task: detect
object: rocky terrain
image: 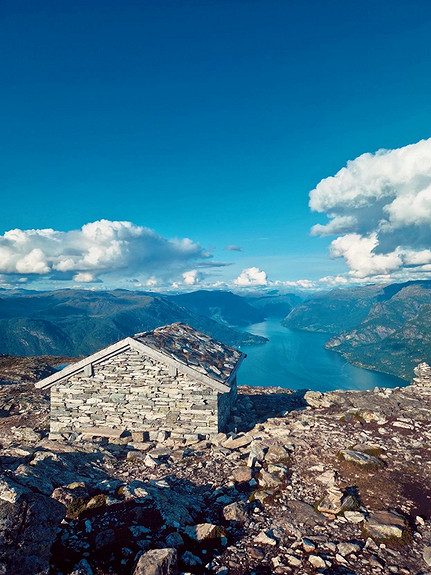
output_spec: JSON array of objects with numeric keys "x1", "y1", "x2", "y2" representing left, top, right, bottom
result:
[
  {"x1": 0, "y1": 354, "x2": 75, "y2": 385},
  {"x1": 0, "y1": 363, "x2": 430, "y2": 574}
]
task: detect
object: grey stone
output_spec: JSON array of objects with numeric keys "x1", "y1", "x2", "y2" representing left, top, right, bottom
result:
[
  {"x1": 232, "y1": 466, "x2": 253, "y2": 483},
  {"x1": 337, "y1": 542, "x2": 361, "y2": 556},
  {"x1": 184, "y1": 523, "x2": 224, "y2": 541},
  {"x1": 317, "y1": 487, "x2": 358, "y2": 515},
  {"x1": 0, "y1": 490, "x2": 65, "y2": 575},
  {"x1": 247, "y1": 440, "x2": 266, "y2": 467},
  {"x1": 308, "y1": 554, "x2": 326, "y2": 568},
  {"x1": 223, "y1": 501, "x2": 248, "y2": 523},
  {"x1": 133, "y1": 548, "x2": 178, "y2": 575},
  {"x1": 340, "y1": 449, "x2": 383, "y2": 467},
  {"x1": 365, "y1": 510, "x2": 405, "y2": 539}
]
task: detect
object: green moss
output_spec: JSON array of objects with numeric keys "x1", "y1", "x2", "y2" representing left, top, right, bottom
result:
[
  {"x1": 360, "y1": 522, "x2": 412, "y2": 548},
  {"x1": 87, "y1": 494, "x2": 107, "y2": 509},
  {"x1": 313, "y1": 498, "x2": 323, "y2": 513},
  {"x1": 66, "y1": 497, "x2": 87, "y2": 519}
]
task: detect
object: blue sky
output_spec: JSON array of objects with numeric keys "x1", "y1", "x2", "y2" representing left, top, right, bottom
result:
[{"x1": 1, "y1": 0, "x2": 431, "y2": 291}]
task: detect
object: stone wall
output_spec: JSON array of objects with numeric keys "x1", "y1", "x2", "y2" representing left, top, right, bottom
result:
[{"x1": 50, "y1": 348, "x2": 236, "y2": 440}]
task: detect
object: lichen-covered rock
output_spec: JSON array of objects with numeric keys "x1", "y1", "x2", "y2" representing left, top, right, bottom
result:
[{"x1": 365, "y1": 510, "x2": 406, "y2": 539}]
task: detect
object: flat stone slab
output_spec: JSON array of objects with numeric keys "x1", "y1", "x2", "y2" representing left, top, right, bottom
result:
[
  {"x1": 339, "y1": 449, "x2": 383, "y2": 467},
  {"x1": 80, "y1": 427, "x2": 125, "y2": 439},
  {"x1": 365, "y1": 510, "x2": 405, "y2": 539}
]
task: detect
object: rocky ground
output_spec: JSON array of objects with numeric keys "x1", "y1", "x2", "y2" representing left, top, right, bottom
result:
[
  {"x1": 0, "y1": 359, "x2": 430, "y2": 575},
  {"x1": 0, "y1": 354, "x2": 75, "y2": 385}
]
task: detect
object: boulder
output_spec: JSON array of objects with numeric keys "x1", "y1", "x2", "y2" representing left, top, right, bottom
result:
[
  {"x1": 365, "y1": 510, "x2": 405, "y2": 539},
  {"x1": 222, "y1": 501, "x2": 248, "y2": 523},
  {"x1": 232, "y1": 466, "x2": 253, "y2": 483},
  {"x1": 184, "y1": 523, "x2": 224, "y2": 542},
  {"x1": 133, "y1": 548, "x2": 178, "y2": 575},
  {"x1": 304, "y1": 390, "x2": 333, "y2": 408},
  {"x1": 0, "y1": 489, "x2": 65, "y2": 575},
  {"x1": 264, "y1": 443, "x2": 289, "y2": 463},
  {"x1": 339, "y1": 449, "x2": 383, "y2": 468}
]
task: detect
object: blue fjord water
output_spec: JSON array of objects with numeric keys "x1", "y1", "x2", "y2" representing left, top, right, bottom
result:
[{"x1": 237, "y1": 317, "x2": 406, "y2": 392}]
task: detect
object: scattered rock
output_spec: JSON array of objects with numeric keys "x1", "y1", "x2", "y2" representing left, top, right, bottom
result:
[
  {"x1": 222, "y1": 501, "x2": 248, "y2": 523},
  {"x1": 308, "y1": 554, "x2": 326, "y2": 568},
  {"x1": 339, "y1": 449, "x2": 383, "y2": 467},
  {"x1": 253, "y1": 530, "x2": 277, "y2": 546},
  {"x1": 337, "y1": 542, "x2": 361, "y2": 556},
  {"x1": 184, "y1": 523, "x2": 224, "y2": 542},
  {"x1": 304, "y1": 390, "x2": 333, "y2": 408},
  {"x1": 302, "y1": 537, "x2": 316, "y2": 552},
  {"x1": 133, "y1": 548, "x2": 178, "y2": 575},
  {"x1": 365, "y1": 510, "x2": 406, "y2": 539},
  {"x1": 344, "y1": 510, "x2": 365, "y2": 523},
  {"x1": 232, "y1": 466, "x2": 253, "y2": 483},
  {"x1": 423, "y1": 546, "x2": 431, "y2": 567},
  {"x1": 317, "y1": 487, "x2": 358, "y2": 515}
]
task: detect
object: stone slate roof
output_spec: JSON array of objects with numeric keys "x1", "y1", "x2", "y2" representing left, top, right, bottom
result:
[{"x1": 133, "y1": 323, "x2": 244, "y2": 385}]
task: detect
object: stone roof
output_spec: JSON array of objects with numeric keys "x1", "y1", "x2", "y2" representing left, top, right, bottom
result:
[{"x1": 133, "y1": 323, "x2": 244, "y2": 386}]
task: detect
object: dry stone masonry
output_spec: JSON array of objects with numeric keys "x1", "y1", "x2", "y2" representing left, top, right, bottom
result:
[{"x1": 37, "y1": 323, "x2": 244, "y2": 441}]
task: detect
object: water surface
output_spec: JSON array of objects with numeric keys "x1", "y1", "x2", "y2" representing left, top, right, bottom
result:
[{"x1": 238, "y1": 317, "x2": 406, "y2": 392}]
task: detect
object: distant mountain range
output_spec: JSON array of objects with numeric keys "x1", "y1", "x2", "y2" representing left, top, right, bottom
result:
[
  {"x1": 0, "y1": 289, "x2": 270, "y2": 357},
  {"x1": 284, "y1": 280, "x2": 431, "y2": 380},
  {"x1": 168, "y1": 290, "x2": 266, "y2": 327}
]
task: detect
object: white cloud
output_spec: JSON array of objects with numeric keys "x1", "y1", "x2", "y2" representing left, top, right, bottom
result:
[
  {"x1": 0, "y1": 220, "x2": 210, "y2": 285},
  {"x1": 182, "y1": 269, "x2": 202, "y2": 285},
  {"x1": 309, "y1": 139, "x2": 431, "y2": 280},
  {"x1": 280, "y1": 279, "x2": 316, "y2": 289},
  {"x1": 225, "y1": 245, "x2": 243, "y2": 252},
  {"x1": 318, "y1": 275, "x2": 349, "y2": 286},
  {"x1": 330, "y1": 233, "x2": 403, "y2": 278},
  {"x1": 73, "y1": 272, "x2": 96, "y2": 283},
  {"x1": 233, "y1": 267, "x2": 267, "y2": 287}
]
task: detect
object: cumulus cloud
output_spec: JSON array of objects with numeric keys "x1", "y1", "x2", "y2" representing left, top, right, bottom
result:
[
  {"x1": 73, "y1": 272, "x2": 97, "y2": 283},
  {"x1": 182, "y1": 269, "x2": 202, "y2": 285},
  {"x1": 0, "y1": 220, "x2": 211, "y2": 285},
  {"x1": 225, "y1": 245, "x2": 243, "y2": 252},
  {"x1": 233, "y1": 267, "x2": 267, "y2": 287},
  {"x1": 309, "y1": 139, "x2": 431, "y2": 280}
]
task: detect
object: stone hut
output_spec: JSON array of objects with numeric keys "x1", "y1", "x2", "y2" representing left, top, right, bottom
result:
[{"x1": 36, "y1": 323, "x2": 245, "y2": 440}]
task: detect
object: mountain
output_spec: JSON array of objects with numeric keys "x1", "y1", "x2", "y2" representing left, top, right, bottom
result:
[
  {"x1": 283, "y1": 280, "x2": 431, "y2": 380},
  {"x1": 246, "y1": 293, "x2": 303, "y2": 318},
  {"x1": 0, "y1": 289, "x2": 266, "y2": 357},
  {"x1": 282, "y1": 284, "x2": 385, "y2": 333},
  {"x1": 168, "y1": 290, "x2": 265, "y2": 327}
]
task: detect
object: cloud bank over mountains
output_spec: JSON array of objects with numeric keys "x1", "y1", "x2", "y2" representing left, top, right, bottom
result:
[
  {"x1": 0, "y1": 220, "x2": 210, "y2": 286},
  {"x1": 310, "y1": 138, "x2": 431, "y2": 280}
]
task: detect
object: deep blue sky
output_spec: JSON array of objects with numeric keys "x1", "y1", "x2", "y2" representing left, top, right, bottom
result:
[{"x1": 1, "y1": 0, "x2": 431, "y2": 289}]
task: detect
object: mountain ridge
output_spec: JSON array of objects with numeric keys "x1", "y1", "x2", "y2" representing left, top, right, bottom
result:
[
  {"x1": 284, "y1": 280, "x2": 431, "y2": 380},
  {"x1": 0, "y1": 289, "x2": 267, "y2": 357}
]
